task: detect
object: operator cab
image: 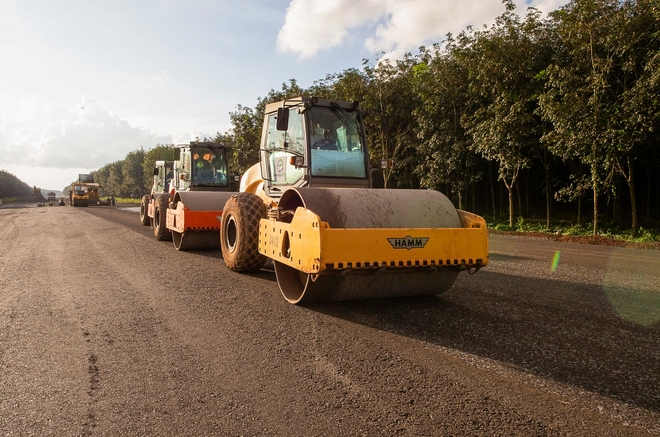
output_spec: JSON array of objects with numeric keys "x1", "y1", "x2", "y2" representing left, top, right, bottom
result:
[
  {"x1": 260, "y1": 97, "x2": 370, "y2": 199},
  {"x1": 153, "y1": 160, "x2": 174, "y2": 193},
  {"x1": 173, "y1": 142, "x2": 231, "y2": 192},
  {"x1": 73, "y1": 184, "x2": 87, "y2": 195}
]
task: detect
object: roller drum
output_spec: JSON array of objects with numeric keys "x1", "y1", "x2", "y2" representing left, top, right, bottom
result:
[
  {"x1": 274, "y1": 187, "x2": 462, "y2": 304},
  {"x1": 172, "y1": 230, "x2": 220, "y2": 250},
  {"x1": 174, "y1": 191, "x2": 234, "y2": 211},
  {"x1": 170, "y1": 191, "x2": 234, "y2": 251}
]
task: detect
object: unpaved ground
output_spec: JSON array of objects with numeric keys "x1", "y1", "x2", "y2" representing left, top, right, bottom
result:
[{"x1": 0, "y1": 204, "x2": 658, "y2": 436}]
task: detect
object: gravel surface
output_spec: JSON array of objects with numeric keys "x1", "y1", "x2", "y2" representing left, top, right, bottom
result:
[{"x1": 0, "y1": 203, "x2": 658, "y2": 436}]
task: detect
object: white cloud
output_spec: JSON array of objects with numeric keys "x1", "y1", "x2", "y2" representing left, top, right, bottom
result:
[
  {"x1": 0, "y1": 96, "x2": 173, "y2": 170},
  {"x1": 0, "y1": 96, "x2": 221, "y2": 189},
  {"x1": 277, "y1": 0, "x2": 380, "y2": 59},
  {"x1": 277, "y1": 0, "x2": 569, "y2": 60}
]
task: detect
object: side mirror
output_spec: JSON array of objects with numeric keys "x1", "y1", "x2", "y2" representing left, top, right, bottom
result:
[
  {"x1": 370, "y1": 168, "x2": 385, "y2": 189},
  {"x1": 276, "y1": 107, "x2": 289, "y2": 131}
]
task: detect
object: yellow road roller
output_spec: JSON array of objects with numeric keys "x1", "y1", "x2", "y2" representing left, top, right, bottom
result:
[{"x1": 220, "y1": 97, "x2": 488, "y2": 304}]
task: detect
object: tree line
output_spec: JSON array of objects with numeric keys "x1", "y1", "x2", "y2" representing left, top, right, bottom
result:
[{"x1": 90, "y1": 0, "x2": 659, "y2": 237}]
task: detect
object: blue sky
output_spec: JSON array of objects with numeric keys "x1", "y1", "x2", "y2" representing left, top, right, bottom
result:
[{"x1": 0, "y1": 0, "x2": 567, "y2": 191}]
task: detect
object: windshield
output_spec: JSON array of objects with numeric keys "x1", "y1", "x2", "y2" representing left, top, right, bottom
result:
[
  {"x1": 263, "y1": 108, "x2": 305, "y2": 186},
  {"x1": 191, "y1": 146, "x2": 228, "y2": 187},
  {"x1": 308, "y1": 107, "x2": 366, "y2": 178}
]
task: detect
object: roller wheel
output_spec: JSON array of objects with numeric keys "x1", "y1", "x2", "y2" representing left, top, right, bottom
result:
[
  {"x1": 153, "y1": 195, "x2": 171, "y2": 241},
  {"x1": 139, "y1": 195, "x2": 150, "y2": 226},
  {"x1": 220, "y1": 193, "x2": 266, "y2": 272}
]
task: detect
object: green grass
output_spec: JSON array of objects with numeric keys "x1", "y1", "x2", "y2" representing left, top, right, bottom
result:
[
  {"x1": 112, "y1": 197, "x2": 141, "y2": 204},
  {"x1": 0, "y1": 197, "x2": 18, "y2": 203},
  {"x1": 487, "y1": 216, "x2": 660, "y2": 243}
]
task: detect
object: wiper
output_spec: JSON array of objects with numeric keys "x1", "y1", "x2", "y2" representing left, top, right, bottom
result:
[
  {"x1": 330, "y1": 102, "x2": 360, "y2": 133},
  {"x1": 260, "y1": 147, "x2": 303, "y2": 157}
]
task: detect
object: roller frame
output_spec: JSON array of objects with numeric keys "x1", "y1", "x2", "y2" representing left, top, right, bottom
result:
[
  {"x1": 164, "y1": 191, "x2": 234, "y2": 250},
  {"x1": 259, "y1": 207, "x2": 489, "y2": 276},
  {"x1": 166, "y1": 201, "x2": 221, "y2": 234}
]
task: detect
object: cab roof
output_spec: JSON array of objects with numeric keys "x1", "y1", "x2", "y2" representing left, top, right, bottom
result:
[{"x1": 264, "y1": 96, "x2": 360, "y2": 114}]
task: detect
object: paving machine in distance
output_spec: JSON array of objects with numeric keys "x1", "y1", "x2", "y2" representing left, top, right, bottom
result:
[
  {"x1": 140, "y1": 142, "x2": 237, "y2": 250},
  {"x1": 219, "y1": 97, "x2": 489, "y2": 304},
  {"x1": 69, "y1": 174, "x2": 110, "y2": 207}
]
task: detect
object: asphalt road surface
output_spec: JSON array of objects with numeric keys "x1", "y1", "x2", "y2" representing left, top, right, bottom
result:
[{"x1": 0, "y1": 203, "x2": 658, "y2": 436}]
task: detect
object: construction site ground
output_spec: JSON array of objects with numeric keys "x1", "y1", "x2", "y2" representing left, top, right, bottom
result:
[{"x1": 0, "y1": 203, "x2": 658, "y2": 436}]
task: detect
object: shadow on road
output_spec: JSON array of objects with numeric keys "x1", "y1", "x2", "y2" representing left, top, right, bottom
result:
[
  {"x1": 488, "y1": 253, "x2": 535, "y2": 262},
  {"x1": 306, "y1": 270, "x2": 660, "y2": 412}
]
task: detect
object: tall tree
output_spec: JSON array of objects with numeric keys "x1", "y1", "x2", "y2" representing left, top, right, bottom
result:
[
  {"x1": 121, "y1": 149, "x2": 146, "y2": 198},
  {"x1": 362, "y1": 54, "x2": 422, "y2": 188},
  {"x1": 413, "y1": 40, "x2": 478, "y2": 208},
  {"x1": 106, "y1": 161, "x2": 125, "y2": 197},
  {"x1": 463, "y1": 1, "x2": 541, "y2": 226},
  {"x1": 539, "y1": 0, "x2": 622, "y2": 236},
  {"x1": 613, "y1": 0, "x2": 660, "y2": 236}
]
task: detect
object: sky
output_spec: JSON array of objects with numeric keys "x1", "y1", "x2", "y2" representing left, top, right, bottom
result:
[{"x1": 0, "y1": 0, "x2": 568, "y2": 191}]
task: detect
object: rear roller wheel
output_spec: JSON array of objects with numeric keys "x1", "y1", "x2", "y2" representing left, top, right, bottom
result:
[
  {"x1": 173, "y1": 231, "x2": 219, "y2": 251},
  {"x1": 139, "y1": 195, "x2": 150, "y2": 226},
  {"x1": 220, "y1": 193, "x2": 266, "y2": 272},
  {"x1": 153, "y1": 195, "x2": 171, "y2": 241},
  {"x1": 274, "y1": 187, "x2": 463, "y2": 304},
  {"x1": 274, "y1": 261, "x2": 458, "y2": 304}
]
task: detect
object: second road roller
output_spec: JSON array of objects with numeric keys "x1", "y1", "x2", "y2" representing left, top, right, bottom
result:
[
  {"x1": 140, "y1": 142, "x2": 238, "y2": 250},
  {"x1": 220, "y1": 96, "x2": 489, "y2": 304}
]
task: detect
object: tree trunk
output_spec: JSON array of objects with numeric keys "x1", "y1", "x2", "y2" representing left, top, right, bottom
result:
[
  {"x1": 592, "y1": 163, "x2": 599, "y2": 236},
  {"x1": 500, "y1": 182, "x2": 505, "y2": 218},
  {"x1": 577, "y1": 195, "x2": 582, "y2": 226},
  {"x1": 489, "y1": 163, "x2": 496, "y2": 219},
  {"x1": 545, "y1": 159, "x2": 553, "y2": 228},
  {"x1": 627, "y1": 154, "x2": 638, "y2": 238},
  {"x1": 525, "y1": 174, "x2": 530, "y2": 218},
  {"x1": 488, "y1": 162, "x2": 497, "y2": 220},
  {"x1": 516, "y1": 180, "x2": 523, "y2": 219},
  {"x1": 508, "y1": 185, "x2": 514, "y2": 227},
  {"x1": 646, "y1": 161, "x2": 651, "y2": 221}
]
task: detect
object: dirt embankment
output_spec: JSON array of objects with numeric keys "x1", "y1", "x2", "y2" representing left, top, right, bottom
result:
[{"x1": 12, "y1": 193, "x2": 47, "y2": 203}]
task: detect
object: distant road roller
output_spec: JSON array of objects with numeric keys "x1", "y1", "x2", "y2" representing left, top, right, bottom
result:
[
  {"x1": 220, "y1": 97, "x2": 489, "y2": 304},
  {"x1": 141, "y1": 142, "x2": 238, "y2": 250}
]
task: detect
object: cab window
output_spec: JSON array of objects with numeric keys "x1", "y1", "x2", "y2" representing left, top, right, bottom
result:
[
  {"x1": 308, "y1": 107, "x2": 366, "y2": 178},
  {"x1": 264, "y1": 108, "x2": 305, "y2": 186}
]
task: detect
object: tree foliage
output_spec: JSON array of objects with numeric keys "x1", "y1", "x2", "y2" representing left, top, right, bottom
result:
[
  {"x1": 0, "y1": 170, "x2": 33, "y2": 198},
  {"x1": 75, "y1": 0, "x2": 658, "y2": 236}
]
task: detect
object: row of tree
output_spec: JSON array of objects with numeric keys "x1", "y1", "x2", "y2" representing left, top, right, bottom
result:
[{"x1": 90, "y1": 0, "x2": 659, "y2": 237}]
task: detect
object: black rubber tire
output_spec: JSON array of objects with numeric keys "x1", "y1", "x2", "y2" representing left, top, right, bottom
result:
[
  {"x1": 139, "y1": 195, "x2": 151, "y2": 226},
  {"x1": 153, "y1": 194, "x2": 172, "y2": 241},
  {"x1": 220, "y1": 193, "x2": 267, "y2": 272}
]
